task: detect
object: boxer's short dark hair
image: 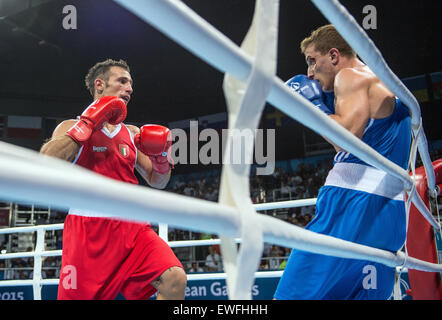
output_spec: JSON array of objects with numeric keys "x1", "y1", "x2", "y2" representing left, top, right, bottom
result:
[
  {"x1": 300, "y1": 24, "x2": 356, "y2": 58},
  {"x1": 85, "y1": 59, "x2": 130, "y2": 96}
]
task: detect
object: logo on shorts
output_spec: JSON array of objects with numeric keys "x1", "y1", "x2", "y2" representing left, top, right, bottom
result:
[{"x1": 119, "y1": 144, "x2": 130, "y2": 158}]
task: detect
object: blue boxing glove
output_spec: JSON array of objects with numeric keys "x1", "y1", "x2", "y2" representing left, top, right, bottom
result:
[{"x1": 285, "y1": 74, "x2": 335, "y2": 115}]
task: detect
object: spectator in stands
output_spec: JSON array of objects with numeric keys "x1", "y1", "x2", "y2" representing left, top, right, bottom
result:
[
  {"x1": 205, "y1": 246, "x2": 222, "y2": 272},
  {"x1": 189, "y1": 262, "x2": 204, "y2": 273},
  {"x1": 268, "y1": 245, "x2": 283, "y2": 270},
  {"x1": 280, "y1": 180, "x2": 291, "y2": 198},
  {"x1": 300, "y1": 204, "x2": 315, "y2": 217},
  {"x1": 43, "y1": 256, "x2": 57, "y2": 279},
  {"x1": 260, "y1": 259, "x2": 270, "y2": 270},
  {"x1": 13, "y1": 262, "x2": 30, "y2": 280},
  {"x1": 0, "y1": 261, "x2": 5, "y2": 280}
]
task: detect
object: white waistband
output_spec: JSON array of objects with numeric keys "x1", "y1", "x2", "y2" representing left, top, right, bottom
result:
[{"x1": 324, "y1": 162, "x2": 405, "y2": 201}]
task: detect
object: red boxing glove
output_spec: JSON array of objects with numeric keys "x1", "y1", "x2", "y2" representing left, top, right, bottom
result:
[
  {"x1": 66, "y1": 96, "x2": 127, "y2": 145},
  {"x1": 134, "y1": 124, "x2": 173, "y2": 175}
]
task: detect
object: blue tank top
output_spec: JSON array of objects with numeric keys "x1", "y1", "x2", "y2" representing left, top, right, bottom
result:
[{"x1": 333, "y1": 97, "x2": 411, "y2": 170}]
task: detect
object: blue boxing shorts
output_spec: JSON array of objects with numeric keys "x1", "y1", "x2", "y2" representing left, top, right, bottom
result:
[{"x1": 274, "y1": 163, "x2": 407, "y2": 300}]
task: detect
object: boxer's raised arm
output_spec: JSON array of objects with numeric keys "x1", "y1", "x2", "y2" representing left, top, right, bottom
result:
[{"x1": 41, "y1": 96, "x2": 127, "y2": 162}]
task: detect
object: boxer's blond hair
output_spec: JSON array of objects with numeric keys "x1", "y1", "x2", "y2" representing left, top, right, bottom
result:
[
  {"x1": 300, "y1": 24, "x2": 356, "y2": 57},
  {"x1": 85, "y1": 59, "x2": 130, "y2": 97}
]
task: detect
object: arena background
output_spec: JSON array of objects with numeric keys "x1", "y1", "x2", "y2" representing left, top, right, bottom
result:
[{"x1": 0, "y1": 0, "x2": 441, "y2": 300}]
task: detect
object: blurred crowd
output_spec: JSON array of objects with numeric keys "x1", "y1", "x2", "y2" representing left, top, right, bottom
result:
[
  {"x1": 1, "y1": 146, "x2": 441, "y2": 279},
  {"x1": 164, "y1": 157, "x2": 332, "y2": 273}
]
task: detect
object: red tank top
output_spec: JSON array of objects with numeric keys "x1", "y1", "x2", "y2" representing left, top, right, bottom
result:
[{"x1": 73, "y1": 123, "x2": 138, "y2": 185}]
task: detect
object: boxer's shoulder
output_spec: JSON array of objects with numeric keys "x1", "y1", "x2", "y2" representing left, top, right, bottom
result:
[{"x1": 125, "y1": 124, "x2": 140, "y2": 137}]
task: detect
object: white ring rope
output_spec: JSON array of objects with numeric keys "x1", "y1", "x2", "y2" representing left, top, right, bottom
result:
[
  {"x1": 253, "y1": 198, "x2": 317, "y2": 211},
  {"x1": 0, "y1": 0, "x2": 440, "y2": 300}
]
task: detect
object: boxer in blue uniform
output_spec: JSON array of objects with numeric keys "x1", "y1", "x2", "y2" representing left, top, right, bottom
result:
[
  {"x1": 274, "y1": 25, "x2": 411, "y2": 300},
  {"x1": 285, "y1": 74, "x2": 335, "y2": 115}
]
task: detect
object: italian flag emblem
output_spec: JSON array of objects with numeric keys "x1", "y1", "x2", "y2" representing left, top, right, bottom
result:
[{"x1": 119, "y1": 144, "x2": 130, "y2": 158}]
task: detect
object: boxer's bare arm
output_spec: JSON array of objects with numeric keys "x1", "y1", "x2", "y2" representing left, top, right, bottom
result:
[
  {"x1": 126, "y1": 125, "x2": 171, "y2": 189},
  {"x1": 40, "y1": 120, "x2": 80, "y2": 162},
  {"x1": 325, "y1": 68, "x2": 370, "y2": 152},
  {"x1": 331, "y1": 68, "x2": 370, "y2": 139}
]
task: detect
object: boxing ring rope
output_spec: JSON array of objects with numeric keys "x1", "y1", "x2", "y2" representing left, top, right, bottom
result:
[
  {"x1": 0, "y1": 0, "x2": 441, "y2": 300},
  {"x1": 253, "y1": 198, "x2": 317, "y2": 211},
  {"x1": 0, "y1": 200, "x2": 414, "y2": 299},
  {"x1": 0, "y1": 203, "x2": 304, "y2": 300},
  {"x1": 0, "y1": 196, "x2": 439, "y2": 299},
  {"x1": 0, "y1": 194, "x2": 440, "y2": 299}
]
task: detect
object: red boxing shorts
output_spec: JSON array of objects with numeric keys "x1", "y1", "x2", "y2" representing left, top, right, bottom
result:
[{"x1": 58, "y1": 214, "x2": 183, "y2": 300}]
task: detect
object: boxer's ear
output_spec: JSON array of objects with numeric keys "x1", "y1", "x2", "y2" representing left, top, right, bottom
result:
[
  {"x1": 328, "y1": 48, "x2": 339, "y2": 66},
  {"x1": 95, "y1": 78, "x2": 106, "y2": 95}
]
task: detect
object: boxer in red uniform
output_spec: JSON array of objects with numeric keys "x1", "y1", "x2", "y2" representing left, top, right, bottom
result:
[{"x1": 40, "y1": 59, "x2": 186, "y2": 300}]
